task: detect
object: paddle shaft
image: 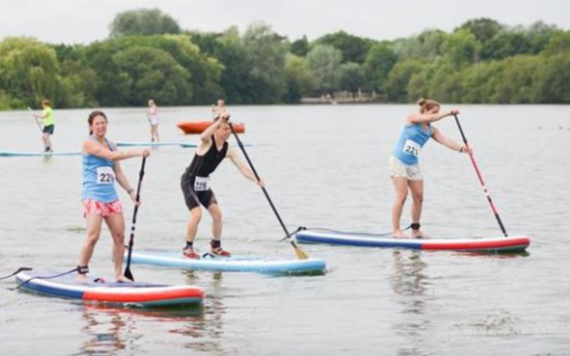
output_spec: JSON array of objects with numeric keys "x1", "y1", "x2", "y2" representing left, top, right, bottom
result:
[
  {"x1": 124, "y1": 157, "x2": 147, "y2": 281},
  {"x1": 453, "y1": 115, "x2": 508, "y2": 237},
  {"x1": 228, "y1": 123, "x2": 308, "y2": 258},
  {"x1": 27, "y1": 107, "x2": 43, "y2": 132}
]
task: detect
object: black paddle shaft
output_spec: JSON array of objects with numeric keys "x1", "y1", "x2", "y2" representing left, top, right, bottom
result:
[
  {"x1": 124, "y1": 157, "x2": 147, "y2": 281},
  {"x1": 453, "y1": 115, "x2": 508, "y2": 237},
  {"x1": 228, "y1": 123, "x2": 292, "y2": 237}
]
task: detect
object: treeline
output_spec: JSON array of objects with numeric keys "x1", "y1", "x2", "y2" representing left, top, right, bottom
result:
[{"x1": 1, "y1": 9, "x2": 570, "y2": 109}]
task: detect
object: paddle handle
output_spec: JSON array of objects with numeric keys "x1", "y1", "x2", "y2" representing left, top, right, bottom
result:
[
  {"x1": 453, "y1": 115, "x2": 508, "y2": 237},
  {"x1": 124, "y1": 157, "x2": 147, "y2": 280}
]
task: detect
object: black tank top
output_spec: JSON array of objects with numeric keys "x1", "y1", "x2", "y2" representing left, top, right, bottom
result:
[{"x1": 184, "y1": 136, "x2": 229, "y2": 178}]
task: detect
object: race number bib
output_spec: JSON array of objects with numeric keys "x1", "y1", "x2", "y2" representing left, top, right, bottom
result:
[
  {"x1": 194, "y1": 176, "x2": 211, "y2": 191},
  {"x1": 403, "y1": 140, "x2": 421, "y2": 157},
  {"x1": 96, "y1": 166, "x2": 115, "y2": 184}
]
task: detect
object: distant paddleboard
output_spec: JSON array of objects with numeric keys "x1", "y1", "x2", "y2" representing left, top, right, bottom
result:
[
  {"x1": 116, "y1": 141, "x2": 198, "y2": 147},
  {"x1": 0, "y1": 151, "x2": 81, "y2": 157}
]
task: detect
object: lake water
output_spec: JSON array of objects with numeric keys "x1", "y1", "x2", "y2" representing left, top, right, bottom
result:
[{"x1": 0, "y1": 105, "x2": 569, "y2": 356}]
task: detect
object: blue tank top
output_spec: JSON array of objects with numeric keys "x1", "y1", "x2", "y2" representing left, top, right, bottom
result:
[
  {"x1": 392, "y1": 123, "x2": 434, "y2": 165},
  {"x1": 81, "y1": 137, "x2": 118, "y2": 203}
]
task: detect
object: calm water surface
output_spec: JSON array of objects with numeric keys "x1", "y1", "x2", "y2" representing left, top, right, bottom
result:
[{"x1": 0, "y1": 105, "x2": 569, "y2": 355}]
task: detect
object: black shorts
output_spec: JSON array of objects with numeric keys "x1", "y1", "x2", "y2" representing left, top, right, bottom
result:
[
  {"x1": 43, "y1": 125, "x2": 55, "y2": 135},
  {"x1": 181, "y1": 174, "x2": 218, "y2": 210}
]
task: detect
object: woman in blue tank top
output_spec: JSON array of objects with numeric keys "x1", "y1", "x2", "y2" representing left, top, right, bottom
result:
[
  {"x1": 77, "y1": 111, "x2": 151, "y2": 283},
  {"x1": 390, "y1": 99, "x2": 471, "y2": 238}
]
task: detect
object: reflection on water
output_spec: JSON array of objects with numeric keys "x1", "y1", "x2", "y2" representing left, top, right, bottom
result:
[
  {"x1": 390, "y1": 250, "x2": 432, "y2": 356},
  {"x1": 78, "y1": 303, "x2": 205, "y2": 355}
]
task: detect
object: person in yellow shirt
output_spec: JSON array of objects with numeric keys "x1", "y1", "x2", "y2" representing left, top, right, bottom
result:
[{"x1": 34, "y1": 99, "x2": 55, "y2": 152}]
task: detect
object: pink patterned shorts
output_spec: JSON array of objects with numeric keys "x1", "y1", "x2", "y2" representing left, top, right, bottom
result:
[{"x1": 82, "y1": 199, "x2": 123, "y2": 217}]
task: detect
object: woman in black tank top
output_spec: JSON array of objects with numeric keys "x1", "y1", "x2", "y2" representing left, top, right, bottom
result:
[{"x1": 180, "y1": 113, "x2": 262, "y2": 259}]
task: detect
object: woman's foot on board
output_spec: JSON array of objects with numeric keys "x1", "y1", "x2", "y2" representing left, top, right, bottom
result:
[
  {"x1": 76, "y1": 265, "x2": 89, "y2": 283},
  {"x1": 211, "y1": 247, "x2": 231, "y2": 257},
  {"x1": 182, "y1": 247, "x2": 201, "y2": 259},
  {"x1": 76, "y1": 274, "x2": 88, "y2": 284},
  {"x1": 393, "y1": 230, "x2": 409, "y2": 239},
  {"x1": 116, "y1": 275, "x2": 133, "y2": 283},
  {"x1": 411, "y1": 229, "x2": 427, "y2": 239}
]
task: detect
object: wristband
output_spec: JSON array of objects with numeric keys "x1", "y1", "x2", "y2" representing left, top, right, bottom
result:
[{"x1": 459, "y1": 146, "x2": 464, "y2": 153}]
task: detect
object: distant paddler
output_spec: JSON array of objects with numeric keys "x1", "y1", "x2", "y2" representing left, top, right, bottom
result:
[
  {"x1": 77, "y1": 110, "x2": 151, "y2": 283},
  {"x1": 211, "y1": 98, "x2": 228, "y2": 119},
  {"x1": 32, "y1": 99, "x2": 55, "y2": 152},
  {"x1": 147, "y1": 99, "x2": 160, "y2": 142},
  {"x1": 180, "y1": 111, "x2": 262, "y2": 259}
]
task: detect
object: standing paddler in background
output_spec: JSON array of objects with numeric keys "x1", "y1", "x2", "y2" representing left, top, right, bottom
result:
[
  {"x1": 390, "y1": 98, "x2": 471, "y2": 239},
  {"x1": 180, "y1": 111, "x2": 262, "y2": 259},
  {"x1": 77, "y1": 110, "x2": 151, "y2": 283},
  {"x1": 211, "y1": 98, "x2": 227, "y2": 119},
  {"x1": 147, "y1": 99, "x2": 160, "y2": 142},
  {"x1": 33, "y1": 99, "x2": 55, "y2": 152}
]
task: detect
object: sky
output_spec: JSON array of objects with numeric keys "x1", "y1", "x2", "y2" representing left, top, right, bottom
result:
[{"x1": 1, "y1": 0, "x2": 569, "y2": 44}]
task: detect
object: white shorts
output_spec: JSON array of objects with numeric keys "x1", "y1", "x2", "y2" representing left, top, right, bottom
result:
[
  {"x1": 389, "y1": 156, "x2": 423, "y2": 180},
  {"x1": 150, "y1": 116, "x2": 159, "y2": 126}
]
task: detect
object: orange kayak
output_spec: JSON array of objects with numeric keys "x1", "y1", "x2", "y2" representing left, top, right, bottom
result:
[{"x1": 177, "y1": 121, "x2": 246, "y2": 134}]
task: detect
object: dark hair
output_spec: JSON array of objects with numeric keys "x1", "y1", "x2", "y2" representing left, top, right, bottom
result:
[
  {"x1": 42, "y1": 99, "x2": 51, "y2": 106},
  {"x1": 88, "y1": 110, "x2": 107, "y2": 135}
]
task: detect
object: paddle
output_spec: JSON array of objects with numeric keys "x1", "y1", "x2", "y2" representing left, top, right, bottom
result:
[
  {"x1": 124, "y1": 157, "x2": 147, "y2": 281},
  {"x1": 27, "y1": 107, "x2": 43, "y2": 132},
  {"x1": 228, "y1": 121, "x2": 309, "y2": 260},
  {"x1": 453, "y1": 114, "x2": 508, "y2": 237}
]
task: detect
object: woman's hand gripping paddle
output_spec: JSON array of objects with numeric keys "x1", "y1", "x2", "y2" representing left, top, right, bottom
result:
[
  {"x1": 453, "y1": 114, "x2": 508, "y2": 237},
  {"x1": 124, "y1": 157, "x2": 147, "y2": 281},
  {"x1": 228, "y1": 121, "x2": 309, "y2": 260}
]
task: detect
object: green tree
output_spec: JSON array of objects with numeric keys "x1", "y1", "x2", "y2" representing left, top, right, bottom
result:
[
  {"x1": 109, "y1": 8, "x2": 181, "y2": 38},
  {"x1": 536, "y1": 52, "x2": 570, "y2": 103},
  {"x1": 364, "y1": 43, "x2": 398, "y2": 91},
  {"x1": 0, "y1": 37, "x2": 62, "y2": 107},
  {"x1": 113, "y1": 46, "x2": 192, "y2": 105},
  {"x1": 384, "y1": 59, "x2": 426, "y2": 102},
  {"x1": 443, "y1": 29, "x2": 481, "y2": 67},
  {"x1": 315, "y1": 31, "x2": 376, "y2": 64},
  {"x1": 542, "y1": 30, "x2": 570, "y2": 55},
  {"x1": 480, "y1": 30, "x2": 532, "y2": 60},
  {"x1": 291, "y1": 35, "x2": 309, "y2": 57},
  {"x1": 242, "y1": 22, "x2": 289, "y2": 103},
  {"x1": 283, "y1": 54, "x2": 314, "y2": 103},
  {"x1": 339, "y1": 62, "x2": 365, "y2": 92},
  {"x1": 213, "y1": 27, "x2": 251, "y2": 104},
  {"x1": 457, "y1": 18, "x2": 503, "y2": 43},
  {"x1": 306, "y1": 44, "x2": 342, "y2": 94},
  {"x1": 525, "y1": 21, "x2": 560, "y2": 54}
]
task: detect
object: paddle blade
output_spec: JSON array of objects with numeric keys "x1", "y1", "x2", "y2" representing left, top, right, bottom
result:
[
  {"x1": 124, "y1": 267, "x2": 134, "y2": 282},
  {"x1": 290, "y1": 240, "x2": 309, "y2": 260}
]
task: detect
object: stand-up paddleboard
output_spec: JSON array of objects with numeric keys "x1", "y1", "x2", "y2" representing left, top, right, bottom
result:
[
  {"x1": 295, "y1": 229, "x2": 530, "y2": 253},
  {"x1": 127, "y1": 249, "x2": 326, "y2": 274},
  {"x1": 116, "y1": 141, "x2": 198, "y2": 148},
  {"x1": 15, "y1": 269, "x2": 204, "y2": 307},
  {"x1": 0, "y1": 151, "x2": 81, "y2": 157}
]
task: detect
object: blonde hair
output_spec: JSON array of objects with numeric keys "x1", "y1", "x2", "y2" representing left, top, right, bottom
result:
[{"x1": 418, "y1": 98, "x2": 440, "y2": 113}]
